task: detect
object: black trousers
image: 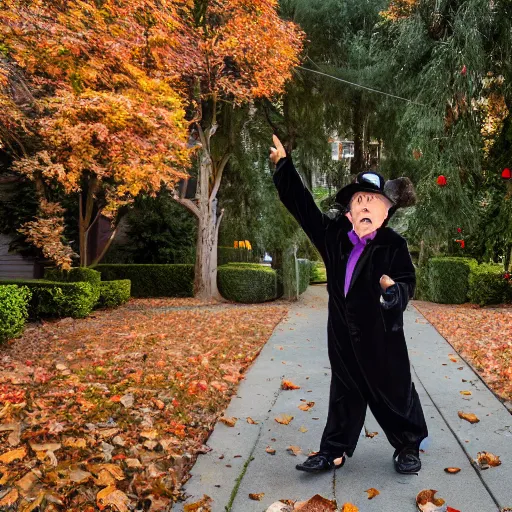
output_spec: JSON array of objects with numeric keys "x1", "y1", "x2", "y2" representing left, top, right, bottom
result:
[{"x1": 319, "y1": 333, "x2": 428, "y2": 458}]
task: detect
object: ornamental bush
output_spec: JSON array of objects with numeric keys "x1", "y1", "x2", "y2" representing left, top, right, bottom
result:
[
  {"x1": 468, "y1": 264, "x2": 509, "y2": 306},
  {"x1": 0, "y1": 280, "x2": 95, "y2": 318},
  {"x1": 218, "y1": 263, "x2": 278, "y2": 303},
  {"x1": 297, "y1": 259, "x2": 312, "y2": 294},
  {"x1": 97, "y1": 280, "x2": 131, "y2": 308},
  {"x1": 45, "y1": 267, "x2": 101, "y2": 305},
  {"x1": 310, "y1": 261, "x2": 327, "y2": 284},
  {"x1": 95, "y1": 264, "x2": 193, "y2": 297},
  {"x1": 0, "y1": 285, "x2": 31, "y2": 343},
  {"x1": 426, "y1": 257, "x2": 478, "y2": 304}
]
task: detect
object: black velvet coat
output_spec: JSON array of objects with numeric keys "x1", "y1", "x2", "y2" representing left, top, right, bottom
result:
[{"x1": 273, "y1": 156, "x2": 428, "y2": 458}]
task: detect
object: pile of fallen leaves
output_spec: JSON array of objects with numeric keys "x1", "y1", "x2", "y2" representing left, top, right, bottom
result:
[
  {"x1": 0, "y1": 299, "x2": 287, "y2": 511},
  {"x1": 413, "y1": 301, "x2": 512, "y2": 401}
]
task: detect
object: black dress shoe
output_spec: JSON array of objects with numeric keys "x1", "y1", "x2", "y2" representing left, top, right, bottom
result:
[
  {"x1": 393, "y1": 446, "x2": 421, "y2": 474},
  {"x1": 296, "y1": 453, "x2": 345, "y2": 473}
]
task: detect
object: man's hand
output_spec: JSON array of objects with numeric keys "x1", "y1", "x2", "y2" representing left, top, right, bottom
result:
[
  {"x1": 380, "y1": 274, "x2": 395, "y2": 291},
  {"x1": 269, "y1": 134, "x2": 286, "y2": 165}
]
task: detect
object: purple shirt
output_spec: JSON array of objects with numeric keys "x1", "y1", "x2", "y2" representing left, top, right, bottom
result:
[{"x1": 344, "y1": 229, "x2": 377, "y2": 296}]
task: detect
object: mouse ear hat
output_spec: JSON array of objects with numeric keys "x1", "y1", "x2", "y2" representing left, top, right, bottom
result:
[{"x1": 335, "y1": 172, "x2": 417, "y2": 212}]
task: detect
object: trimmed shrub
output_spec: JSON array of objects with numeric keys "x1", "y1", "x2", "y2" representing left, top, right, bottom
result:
[
  {"x1": 310, "y1": 262, "x2": 327, "y2": 284},
  {"x1": 97, "y1": 280, "x2": 131, "y2": 308},
  {"x1": 468, "y1": 264, "x2": 509, "y2": 306},
  {"x1": 297, "y1": 259, "x2": 311, "y2": 294},
  {"x1": 0, "y1": 285, "x2": 31, "y2": 343},
  {"x1": 218, "y1": 247, "x2": 260, "y2": 265},
  {"x1": 427, "y1": 257, "x2": 478, "y2": 304},
  {"x1": 0, "y1": 280, "x2": 95, "y2": 318},
  {"x1": 45, "y1": 267, "x2": 101, "y2": 305},
  {"x1": 95, "y1": 264, "x2": 193, "y2": 297},
  {"x1": 218, "y1": 263, "x2": 278, "y2": 303}
]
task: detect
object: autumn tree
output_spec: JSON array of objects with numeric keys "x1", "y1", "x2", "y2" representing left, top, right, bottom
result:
[
  {"x1": 0, "y1": 0, "x2": 192, "y2": 267},
  {"x1": 170, "y1": 0, "x2": 304, "y2": 299}
]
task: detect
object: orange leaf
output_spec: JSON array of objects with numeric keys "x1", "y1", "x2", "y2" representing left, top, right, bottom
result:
[
  {"x1": 0, "y1": 488, "x2": 18, "y2": 507},
  {"x1": 219, "y1": 416, "x2": 237, "y2": 427},
  {"x1": 460, "y1": 390, "x2": 472, "y2": 396},
  {"x1": 246, "y1": 417, "x2": 258, "y2": 424},
  {"x1": 365, "y1": 488, "x2": 380, "y2": 499},
  {"x1": 281, "y1": 379, "x2": 300, "y2": 390},
  {"x1": 274, "y1": 414, "x2": 293, "y2": 425},
  {"x1": 249, "y1": 493, "x2": 264, "y2": 501},
  {"x1": 295, "y1": 495, "x2": 337, "y2": 511},
  {"x1": 298, "y1": 401, "x2": 315, "y2": 411},
  {"x1": 444, "y1": 467, "x2": 461, "y2": 473},
  {"x1": 341, "y1": 503, "x2": 359, "y2": 512},
  {"x1": 475, "y1": 451, "x2": 501, "y2": 468},
  {"x1": 416, "y1": 489, "x2": 445, "y2": 511},
  {"x1": 265, "y1": 446, "x2": 276, "y2": 455},
  {"x1": 287, "y1": 445, "x2": 301, "y2": 456},
  {"x1": 0, "y1": 446, "x2": 27, "y2": 464},
  {"x1": 458, "y1": 411, "x2": 479, "y2": 423}
]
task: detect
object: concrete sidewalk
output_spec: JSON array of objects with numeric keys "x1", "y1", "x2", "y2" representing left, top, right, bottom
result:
[{"x1": 176, "y1": 286, "x2": 512, "y2": 512}]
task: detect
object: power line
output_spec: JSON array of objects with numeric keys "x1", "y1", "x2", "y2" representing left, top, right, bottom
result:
[{"x1": 296, "y1": 63, "x2": 428, "y2": 107}]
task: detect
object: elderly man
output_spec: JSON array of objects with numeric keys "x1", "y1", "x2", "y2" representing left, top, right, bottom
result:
[{"x1": 270, "y1": 135, "x2": 428, "y2": 475}]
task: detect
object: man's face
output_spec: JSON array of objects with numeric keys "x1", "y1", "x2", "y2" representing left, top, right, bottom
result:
[{"x1": 345, "y1": 191, "x2": 392, "y2": 238}]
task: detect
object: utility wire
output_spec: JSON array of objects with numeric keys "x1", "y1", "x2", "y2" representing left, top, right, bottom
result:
[{"x1": 296, "y1": 62, "x2": 428, "y2": 107}]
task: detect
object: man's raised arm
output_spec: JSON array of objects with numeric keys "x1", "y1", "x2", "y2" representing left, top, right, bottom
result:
[{"x1": 270, "y1": 135, "x2": 345, "y2": 252}]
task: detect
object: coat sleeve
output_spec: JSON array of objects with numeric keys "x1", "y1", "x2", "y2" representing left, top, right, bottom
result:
[
  {"x1": 380, "y1": 240, "x2": 416, "y2": 315},
  {"x1": 273, "y1": 156, "x2": 349, "y2": 252}
]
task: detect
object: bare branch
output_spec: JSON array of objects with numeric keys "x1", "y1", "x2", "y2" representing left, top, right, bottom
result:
[
  {"x1": 215, "y1": 208, "x2": 225, "y2": 240},
  {"x1": 172, "y1": 190, "x2": 201, "y2": 218},
  {"x1": 210, "y1": 152, "x2": 231, "y2": 202}
]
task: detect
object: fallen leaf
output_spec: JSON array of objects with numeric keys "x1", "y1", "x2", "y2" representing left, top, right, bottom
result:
[
  {"x1": 266, "y1": 446, "x2": 276, "y2": 455},
  {"x1": 458, "y1": 411, "x2": 480, "y2": 423},
  {"x1": 364, "y1": 428, "x2": 378, "y2": 438},
  {"x1": 249, "y1": 493, "x2": 265, "y2": 501},
  {"x1": 299, "y1": 426, "x2": 308, "y2": 433},
  {"x1": 63, "y1": 437, "x2": 87, "y2": 449},
  {"x1": 219, "y1": 416, "x2": 237, "y2": 427},
  {"x1": 96, "y1": 485, "x2": 130, "y2": 511},
  {"x1": 0, "y1": 488, "x2": 18, "y2": 506},
  {"x1": 0, "y1": 446, "x2": 27, "y2": 463},
  {"x1": 446, "y1": 507, "x2": 461, "y2": 512},
  {"x1": 460, "y1": 390, "x2": 472, "y2": 396},
  {"x1": 298, "y1": 401, "x2": 315, "y2": 411},
  {"x1": 287, "y1": 445, "x2": 301, "y2": 456},
  {"x1": 247, "y1": 417, "x2": 258, "y2": 424},
  {"x1": 275, "y1": 414, "x2": 293, "y2": 425},
  {"x1": 365, "y1": 488, "x2": 380, "y2": 499},
  {"x1": 475, "y1": 451, "x2": 501, "y2": 469},
  {"x1": 449, "y1": 357, "x2": 458, "y2": 363},
  {"x1": 294, "y1": 494, "x2": 337, "y2": 511},
  {"x1": 416, "y1": 489, "x2": 445, "y2": 512},
  {"x1": 183, "y1": 495, "x2": 212, "y2": 511},
  {"x1": 444, "y1": 467, "x2": 461, "y2": 474},
  {"x1": 341, "y1": 504, "x2": 359, "y2": 512},
  {"x1": 282, "y1": 380, "x2": 300, "y2": 390}
]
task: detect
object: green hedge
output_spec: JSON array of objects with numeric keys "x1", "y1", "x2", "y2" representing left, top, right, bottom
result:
[
  {"x1": 97, "y1": 280, "x2": 131, "y2": 308},
  {"x1": 218, "y1": 247, "x2": 260, "y2": 266},
  {"x1": 0, "y1": 280, "x2": 95, "y2": 318},
  {"x1": 310, "y1": 262, "x2": 327, "y2": 284},
  {"x1": 297, "y1": 259, "x2": 312, "y2": 294},
  {"x1": 0, "y1": 285, "x2": 31, "y2": 343},
  {"x1": 218, "y1": 263, "x2": 278, "y2": 303},
  {"x1": 468, "y1": 264, "x2": 510, "y2": 306},
  {"x1": 45, "y1": 267, "x2": 101, "y2": 305},
  {"x1": 426, "y1": 257, "x2": 478, "y2": 304},
  {"x1": 94, "y1": 264, "x2": 193, "y2": 297}
]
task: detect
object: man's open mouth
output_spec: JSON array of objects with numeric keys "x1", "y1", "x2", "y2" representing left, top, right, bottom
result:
[{"x1": 361, "y1": 218, "x2": 372, "y2": 224}]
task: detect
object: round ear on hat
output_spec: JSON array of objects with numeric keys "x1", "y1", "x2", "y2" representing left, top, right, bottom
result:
[{"x1": 383, "y1": 177, "x2": 417, "y2": 208}]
